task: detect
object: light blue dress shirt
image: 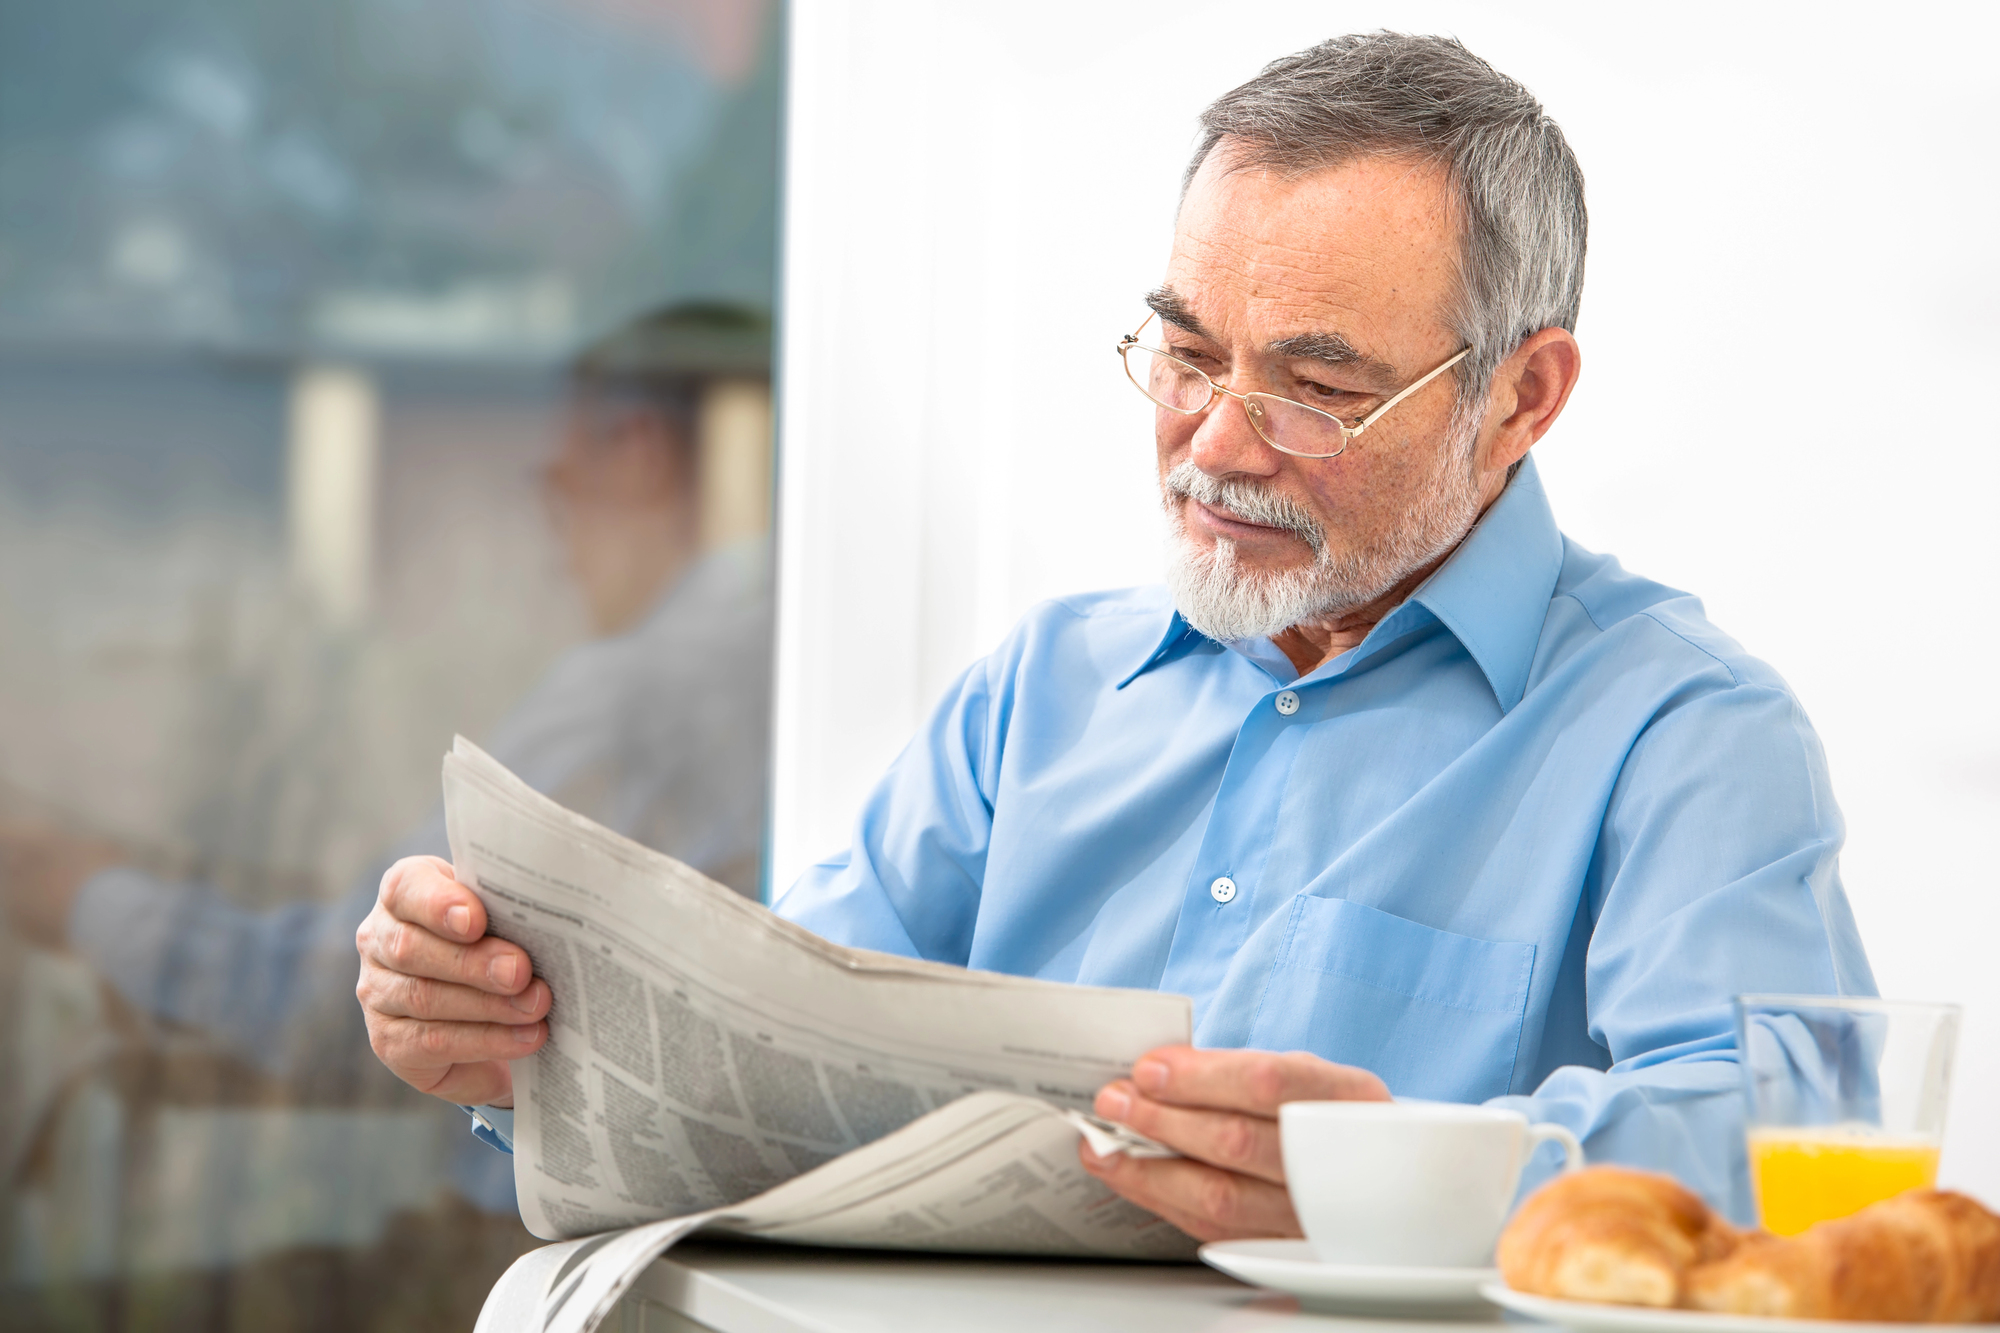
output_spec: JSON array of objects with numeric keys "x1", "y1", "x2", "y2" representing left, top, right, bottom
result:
[{"x1": 775, "y1": 458, "x2": 1874, "y2": 1222}]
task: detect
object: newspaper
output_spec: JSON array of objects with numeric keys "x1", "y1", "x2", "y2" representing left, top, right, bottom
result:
[{"x1": 442, "y1": 740, "x2": 1197, "y2": 1333}]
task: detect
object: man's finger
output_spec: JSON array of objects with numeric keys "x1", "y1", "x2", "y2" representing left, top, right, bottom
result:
[
  {"x1": 378, "y1": 855, "x2": 488, "y2": 944},
  {"x1": 1094, "y1": 1079, "x2": 1285, "y2": 1183},
  {"x1": 359, "y1": 968, "x2": 549, "y2": 1026},
  {"x1": 1078, "y1": 1143, "x2": 1301, "y2": 1243},
  {"x1": 422, "y1": 1063, "x2": 516, "y2": 1108},
  {"x1": 1084, "y1": 1169, "x2": 1216, "y2": 1244},
  {"x1": 1127, "y1": 1045, "x2": 1391, "y2": 1117},
  {"x1": 384, "y1": 1053, "x2": 517, "y2": 1108},
  {"x1": 356, "y1": 903, "x2": 532, "y2": 996},
  {"x1": 368, "y1": 1013, "x2": 547, "y2": 1077}
]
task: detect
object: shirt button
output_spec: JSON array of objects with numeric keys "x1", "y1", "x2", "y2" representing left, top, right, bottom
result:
[
  {"x1": 1275, "y1": 690, "x2": 1300, "y2": 716},
  {"x1": 1209, "y1": 876, "x2": 1238, "y2": 904}
]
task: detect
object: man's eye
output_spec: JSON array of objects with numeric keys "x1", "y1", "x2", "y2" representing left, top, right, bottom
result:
[{"x1": 1293, "y1": 378, "x2": 1359, "y2": 403}]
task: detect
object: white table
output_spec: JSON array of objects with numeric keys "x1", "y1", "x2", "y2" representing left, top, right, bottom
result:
[{"x1": 615, "y1": 1242, "x2": 1506, "y2": 1333}]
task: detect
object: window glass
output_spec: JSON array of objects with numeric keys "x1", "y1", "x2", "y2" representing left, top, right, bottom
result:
[{"x1": 0, "y1": 2, "x2": 780, "y2": 1326}]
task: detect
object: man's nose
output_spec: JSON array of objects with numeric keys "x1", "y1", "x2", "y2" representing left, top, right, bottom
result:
[{"x1": 1186, "y1": 390, "x2": 1282, "y2": 480}]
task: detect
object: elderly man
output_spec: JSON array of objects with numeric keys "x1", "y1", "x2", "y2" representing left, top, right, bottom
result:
[{"x1": 355, "y1": 33, "x2": 1871, "y2": 1236}]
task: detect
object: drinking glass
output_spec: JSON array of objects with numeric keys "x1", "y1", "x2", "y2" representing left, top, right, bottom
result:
[{"x1": 1735, "y1": 994, "x2": 1960, "y2": 1236}]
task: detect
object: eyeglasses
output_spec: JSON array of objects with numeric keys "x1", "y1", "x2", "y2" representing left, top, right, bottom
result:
[{"x1": 1117, "y1": 313, "x2": 1471, "y2": 460}]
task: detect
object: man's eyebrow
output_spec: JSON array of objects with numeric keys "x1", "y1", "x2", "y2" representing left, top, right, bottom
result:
[
  {"x1": 1268, "y1": 331, "x2": 1400, "y2": 386},
  {"x1": 1143, "y1": 287, "x2": 1212, "y2": 340},
  {"x1": 1145, "y1": 288, "x2": 1402, "y2": 387}
]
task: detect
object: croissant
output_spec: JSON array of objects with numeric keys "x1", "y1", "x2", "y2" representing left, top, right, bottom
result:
[
  {"x1": 1498, "y1": 1166, "x2": 2000, "y2": 1323},
  {"x1": 1684, "y1": 1190, "x2": 2000, "y2": 1323},
  {"x1": 1497, "y1": 1166, "x2": 1740, "y2": 1307}
]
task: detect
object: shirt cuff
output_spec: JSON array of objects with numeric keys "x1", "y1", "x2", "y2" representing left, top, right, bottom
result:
[{"x1": 465, "y1": 1105, "x2": 515, "y2": 1154}]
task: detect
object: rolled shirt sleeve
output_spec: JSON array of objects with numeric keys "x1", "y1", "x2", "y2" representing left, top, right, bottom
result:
[
  {"x1": 1492, "y1": 677, "x2": 1875, "y2": 1222},
  {"x1": 465, "y1": 1105, "x2": 516, "y2": 1154},
  {"x1": 777, "y1": 653, "x2": 998, "y2": 963}
]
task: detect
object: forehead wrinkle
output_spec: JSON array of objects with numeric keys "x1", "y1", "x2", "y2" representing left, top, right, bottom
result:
[
  {"x1": 1175, "y1": 225, "x2": 1411, "y2": 325},
  {"x1": 1175, "y1": 157, "x2": 1459, "y2": 316},
  {"x1": 1180, "y1": 226, "x2": 1344, "y2": 293}
]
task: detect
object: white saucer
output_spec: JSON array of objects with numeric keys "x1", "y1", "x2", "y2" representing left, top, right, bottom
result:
[
  {"x1": 1477, "y1": 1284, "x2": 1982, "y2": 1333},
  {"x1": 1200, "y1": 1240, "x2": 1502, "y2": 1316}
]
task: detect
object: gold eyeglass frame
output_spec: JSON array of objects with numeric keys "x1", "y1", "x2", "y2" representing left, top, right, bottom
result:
[{"x1": 1117, "y1": 312, "x2": 1471, "y2": 459}]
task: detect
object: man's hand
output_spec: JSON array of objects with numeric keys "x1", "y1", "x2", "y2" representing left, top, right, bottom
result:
[
  {"x1": 354, "y1": 855, "x2": 549, "y2": 1107},
  {"x1": 1080, "y1": 1045, "x2": 1391, "y2": 1242}
]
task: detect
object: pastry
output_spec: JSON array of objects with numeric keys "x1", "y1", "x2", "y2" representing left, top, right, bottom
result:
[
  {"x1": 1497, "y1": 1165, "x2": 1740, "y2": 1307},
  {"x1": 1684, "y1": 1190, "x2": 2000, "y2": 1322},
  {"x1": 1497, "y1": 1165, "x2": 2000, "y2": 1322}
]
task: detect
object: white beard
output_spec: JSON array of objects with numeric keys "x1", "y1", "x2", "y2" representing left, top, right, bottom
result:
[{"x1": 1161, "y1": 422, "x2": 1486, "y2": 643}]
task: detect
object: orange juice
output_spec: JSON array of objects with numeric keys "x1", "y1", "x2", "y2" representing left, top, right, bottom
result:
[{"x1": 1748, "y1": 1126, "x2": 1940, "y2": 1236}]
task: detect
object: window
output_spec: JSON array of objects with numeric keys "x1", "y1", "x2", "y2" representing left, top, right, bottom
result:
[{"x1": 0, "y1": 2, "x2": 780, "y2": 1326}]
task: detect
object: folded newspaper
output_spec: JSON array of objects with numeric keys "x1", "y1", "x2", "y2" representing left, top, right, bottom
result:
[{"x1": 442, "y1": 739, "x2": 1198, "y2": 1333}]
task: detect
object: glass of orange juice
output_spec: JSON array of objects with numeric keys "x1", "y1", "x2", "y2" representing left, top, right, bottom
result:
[{"x1": 1736, "y1": 995, "x2": 1960, "y2": 1236}]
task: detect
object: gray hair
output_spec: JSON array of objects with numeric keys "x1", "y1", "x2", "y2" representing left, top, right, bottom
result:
[{"x1": 1189, "y1": 33, "x2": 1586, "y2": 428}]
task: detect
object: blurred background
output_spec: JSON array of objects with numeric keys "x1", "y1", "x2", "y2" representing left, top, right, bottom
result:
[
  {"x1": 773, "y1": 0, "x2": 2000, "y2": 1207},
  {"x1": 0, "y1": 0, "x2": 779, "y2": 1329}
]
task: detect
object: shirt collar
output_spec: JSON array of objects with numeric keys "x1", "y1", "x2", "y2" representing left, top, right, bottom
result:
[
  {"x1": 1115, "y1": 609, "x2": 1203, "y2": 689},
  {"x1": 1406, "y1": 453, "x2": 1564, "y2": 712},
  {"x1": 1116, "y1": 455, "x2": 1564, "y2": 710}
]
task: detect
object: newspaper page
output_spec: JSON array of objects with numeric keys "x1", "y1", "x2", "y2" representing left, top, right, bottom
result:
[
  {"x1": 483, "y1": 1092, "x2": 1199, "y2": 1333},
  {"x1": 441, "y1": 738, "x2": 1193, "y2": 1250}
]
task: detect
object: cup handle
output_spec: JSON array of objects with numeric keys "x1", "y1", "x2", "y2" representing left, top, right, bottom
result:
[{"x1": 1528, "y1": 1121, "x2": 1585, "y2": 1173}]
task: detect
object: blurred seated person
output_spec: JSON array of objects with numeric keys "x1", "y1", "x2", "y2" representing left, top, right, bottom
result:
[{"x1": 0, "y1": 303, "x2": 774, "y2": 1207}]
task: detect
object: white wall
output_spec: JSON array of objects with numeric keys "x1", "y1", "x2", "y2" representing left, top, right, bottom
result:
[{"x1": 775, "y1": 1, "x2": 2000, "y2": 1199}]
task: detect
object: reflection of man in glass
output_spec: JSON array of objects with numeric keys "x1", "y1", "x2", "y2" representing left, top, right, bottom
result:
[{"x1": 0, "y1": 304, "x2": 773, "y2": 1209}]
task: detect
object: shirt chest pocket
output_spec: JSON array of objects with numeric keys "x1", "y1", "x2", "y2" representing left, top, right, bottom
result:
[{"x1": 1247, "y1": 895, "x2": 1536, "y2": 1103}]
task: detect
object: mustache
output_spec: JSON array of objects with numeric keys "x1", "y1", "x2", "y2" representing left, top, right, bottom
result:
[{"x1": 1160, "y1": 462, "x2": 1326, "y2": 557}]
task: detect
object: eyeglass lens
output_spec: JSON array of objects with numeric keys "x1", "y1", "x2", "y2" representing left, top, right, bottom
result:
[{"x1": 1121, "y1": 344, "x2": 1348, "y2": 458}]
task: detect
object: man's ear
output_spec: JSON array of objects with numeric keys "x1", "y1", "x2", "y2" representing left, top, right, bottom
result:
[{"x1": 1480, "y1": 328, "x2": 1582, "y2": 474}]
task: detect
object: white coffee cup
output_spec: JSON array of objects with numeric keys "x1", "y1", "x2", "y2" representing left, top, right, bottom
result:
[{"x1": 1279, "y1": 1100, "x2": 1583, "y2": 1268}]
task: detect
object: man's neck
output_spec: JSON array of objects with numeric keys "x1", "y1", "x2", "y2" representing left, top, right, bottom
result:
[
  {"x1": 1267, "y1": 464, "x2": 1515, "y2": 678},
  {"x1": 1268, "y1": 551, "x2": 1450, "y2": 678}
]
